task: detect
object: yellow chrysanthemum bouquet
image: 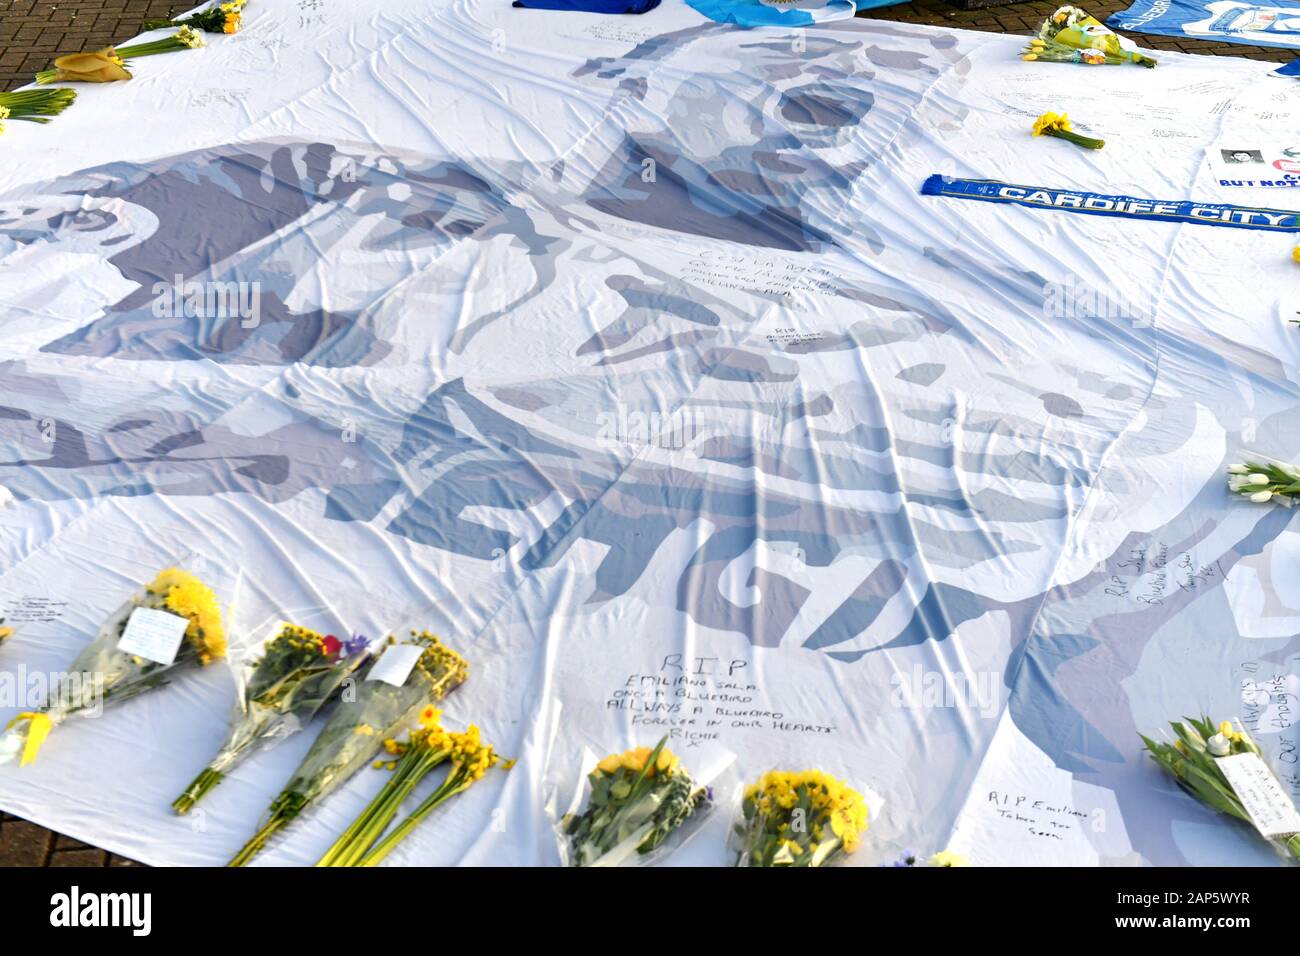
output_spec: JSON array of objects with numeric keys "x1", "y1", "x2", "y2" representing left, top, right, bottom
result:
[
  {"x1": 173, "y1": 616, "x2": 373, "y2": 814},
  {"x1": 0, "y1": 560, "x2": 237, "y2": 767},
  {"x1": 560, "y1": 736, "x2": 716, "y2": 866},
  {"x1": 734, "y1": 769, "x2": 869, "y2": 867},
  {"x1": 228, "y1": 628, "x2": 468, "y2": 866}
]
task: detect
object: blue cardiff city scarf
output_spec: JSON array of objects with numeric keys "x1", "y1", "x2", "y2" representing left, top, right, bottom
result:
[{"x1": 920, "y1": 175, "x2": 1300, "y2": 232}]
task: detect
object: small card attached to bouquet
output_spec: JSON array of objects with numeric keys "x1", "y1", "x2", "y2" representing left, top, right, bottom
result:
[
  {"x1": 365, "y1": 643, "x2": 423, "y2": 687},
  {"x1": 117, "y1": 607, "x2": 190, "y2": 666},
  {"x1": 1216, "y1": 753, "x2": 1300, "y2": 838}
]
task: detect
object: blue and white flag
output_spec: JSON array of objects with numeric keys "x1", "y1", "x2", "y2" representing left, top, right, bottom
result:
[
  {"x1": 1109, "y1": 0, "x2": 1300, "y2": 50},
  {"x1": 1277, "y1": 57, "x2": 1300, "y2": 72},
  {"x1": 686, "y1": 0, "x2": 895, "y2": 28}
]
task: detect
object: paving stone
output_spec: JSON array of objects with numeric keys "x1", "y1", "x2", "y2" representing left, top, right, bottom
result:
[
  {"x1": 48, "y1": 847, "x2": 110, "y2": 866},
  {"x1": 0, "y1": 819, "x2": 55, "y2": 866}
]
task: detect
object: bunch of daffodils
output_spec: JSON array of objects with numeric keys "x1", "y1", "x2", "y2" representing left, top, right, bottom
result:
[
  {"x1": 1032, "y1": 112, "x2": 1105, "y2": 151},
  {"x1": 1141, "y1": 716, "x2": 1300, "y2": 860},
  {"x1": 0, "y1": 89, "x2": 78, "y2": 126},
  {"x1": 735, "y1": 769, "x2": 869, "y2": 867},
  {"x1": 316, "y1": 705, "x2": 455, "y2": 866},
  {"x1": 348, "y1": 723, "x2": 508, "y2": 867},
  {"x1": 1228, "y1": 457, "x2": 1300, "y2": 504},
  {"x1": 563, "y1": 737, "x2": 711, "y2": 866}
]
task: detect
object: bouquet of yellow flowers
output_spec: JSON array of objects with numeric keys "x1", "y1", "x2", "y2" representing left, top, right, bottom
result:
[
  {"x1": 1034, "y1": 5, "x2": 1157, "y2": 68},
  {"x1": 145, "y1": 0, "x2": 248, "y2": 35},
  {"x1": 1142, "y1": 716, "x2": 1300, "y2": 860},
  {"x1": 0, "y1": 561, "x2": 236, "y2": 767},
  {"x1": 316, "y1": 705, "x2": 457, "y2": 866},
  {"x1": 228, "y1": 629, "x2": 468, "y2": 866},
  {"x1": 560, "y1": 737, "x2": 713, "y2": 867},
  {"x1": 319, "y1": 715, "x2": 508, "y2": 867},
  {"x1": 733, "y1": 769, "x2": 869, "y2": 867},
  {"x1": 173, "y1": 618, "x2": 372, "y2": 814},
  {"x1": 1032, "y1": 111, "x2": 1105, "y2": 151},
  {"x1": 35, "y1": 27, "x2": 205, "y2": 84},
  {"x1": 1022, "y1": 37, "x2": 1136, "y2": 66}
]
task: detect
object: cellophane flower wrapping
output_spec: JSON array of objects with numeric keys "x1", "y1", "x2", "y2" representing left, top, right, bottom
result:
[
  {"x1": 173, "y1": 614, "x2": 372, "y2": 812},
  {"x1": 227, "y1": 628, "x2": 468, "y2": 864},
  {"x1": 731, "y1": 769, "x2": 872, "y2": 867},
  {"x1": 1141, "y1": 716, "x2": 1300, "y2": 861},
  {"x1": 0, "y1": 556, "x2": 239, "y2": 767},
  {"x1": 1037, "y1": 5, "x2": 1157, "y2": 67},
  {"x1": 144, "y1": 0, "x2": 247, "y2": 34},
  {"x1": 554, "y1": 737, "x2": 732, "y2": 867}
]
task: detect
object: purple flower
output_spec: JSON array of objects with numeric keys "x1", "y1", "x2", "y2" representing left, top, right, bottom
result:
[
  {"x1": 344, "y1": 634, "x2": 370, "y2": 657},
  {"x1": 890, "y1": 849, "x2": 919, "y2": 867}
]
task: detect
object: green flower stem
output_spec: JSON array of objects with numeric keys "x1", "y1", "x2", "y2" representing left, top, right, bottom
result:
[
  {"x1": 116, "y1": 40, "x2": 189, "y2": 59},
  {"x1": 355, "y1": 767, "x2": 471, "y2": 867},
  {"x1": 227, "y1": 812, "x2": 289, "y2": 867},
  {"x1": 316, "y1": 747, "x2": 448, "y2": 867},
  {"x1": 0, "y1": 90, "x2": 76, "y2": 119},
  {"x1": 1047, "y1": 128, "x2": 1105, "y2": 150},
  {"x1": 1286, "y1": 833, "x2": 1300, "y2": 861},
  {"x1": 173, "y1": 767, "x2": 225, "y2": 814},
  {"x1": 173, "y1": 716, "x2": 274, "y2": 814}
]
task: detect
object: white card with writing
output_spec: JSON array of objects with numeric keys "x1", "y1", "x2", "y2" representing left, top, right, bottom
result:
[
  {"x1": 365, "y1": 643, "x2": 422, "y2": 687},
  {"x1": 116, "y1": 607, "x2": 189, "y2": 666},
  {"x1": 1216, "y1": 753, "x2": 1300, "y2": 838}
]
